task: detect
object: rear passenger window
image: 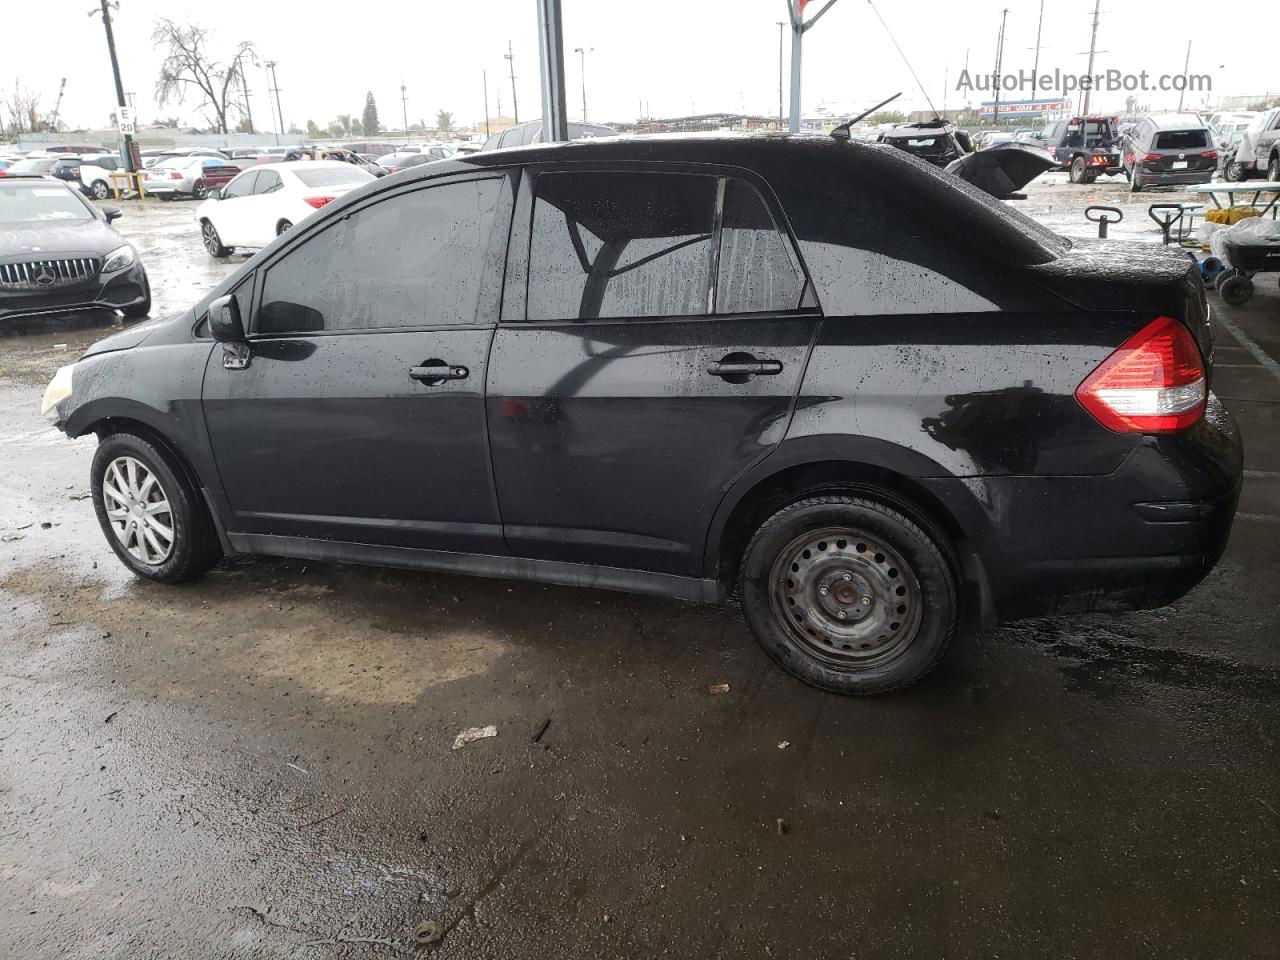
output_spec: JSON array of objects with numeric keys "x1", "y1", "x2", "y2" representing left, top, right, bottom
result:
[
  {"x1": 717, "y1": 178, "x2": 803, "y2": 313},
  {"x1": 257, "y1": 177, "x2": 504, "y2": 334},
  {"x1": 528, "y1": 172, "x2": 717, "y2": 321}
]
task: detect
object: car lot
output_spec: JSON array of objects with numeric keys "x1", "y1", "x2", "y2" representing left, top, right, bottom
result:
[{"x1": 2, "y1": 175, "x2": 1279, "y2": 958}]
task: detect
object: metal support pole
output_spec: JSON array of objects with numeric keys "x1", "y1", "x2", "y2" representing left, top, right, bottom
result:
[
  {"x1": 789, "y1": 20, "x2": 802, "y2": 133},
  {"x1": 777, "y1": 21, "x2": 784, "y2": 129},
  {"x1": 537, "y1": 0, "x2": 569, "y2": 142},
  {"x1": 483, "y1": 70, "x2": 490, "y2": 138}
]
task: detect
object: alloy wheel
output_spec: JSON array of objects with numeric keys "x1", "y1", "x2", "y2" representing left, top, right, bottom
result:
[
  {"x1": 202, "y1": 221, "x2": 222, "y2": 255},
  {"x1": 769, "y1": 526, "x2": 923, "y2": 670},
  {"x1": 193, "y1": 180, "x2": 207, "y2": 200},
  {"x1": 91, "y1": 181, "x2": 111, "y2": 200},
  {"x1": 102, "y1": 456, "x2": 174, "y2": 565}
]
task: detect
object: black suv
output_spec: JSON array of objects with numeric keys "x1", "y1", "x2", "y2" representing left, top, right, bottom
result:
[
  {"x1": 44, "y1": 136, "x2": 1241, "y2": 695},
  {"x1": 1, "y1": 176, "x2": 150, "y2": 323},
  {"x1": 1036, "y1": 115, "x2": 1123, "y2": 182},
  {"x1": 1121, "y1": 114, "x2": 1218, "y2": 192}
]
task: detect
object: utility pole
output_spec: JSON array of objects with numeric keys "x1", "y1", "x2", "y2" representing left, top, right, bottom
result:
[
  {"x1": 92, "y1": 0, "x2": 136, "y2": 172},
  {"x1": 1031, "y1": 0, "x2": 1045, "y2": 92},
  {"x1": 400, "y1": 81, "x2": 410, "y2": 134},
  {"x1": 573, "y1": 46, "x2": 593, "y2": 122},
  {"x1": 991, "y1": 8, "x2": 1008, "y2": 127},
  {"x1": 1177, "y1": 39, "x2": 1191, "y2": 112},
  {"x1": 785, "y1": 0, "x2": 841, "y2": 134},
  {"x1": 505, "y1": 41, "x2": 519, "y2": 124},
  {"x1": 483, "y1": 70, "x2": 490, "y2": 138},
  {"x1": 266, "y1": 61, "x2": 285, "y2": 144},
  {"x1": 776, "y1": 21, "x2": 785, "y2": 129},
  {"x1": 263, "y1": 64, "x2": 278, "y2": 144},
  {"x1": 241, "y1": 76, "x2": 254, "y2": 135},
  {"x1": 1082, "y1": 0, "x2": 1101, "y2": 116}
]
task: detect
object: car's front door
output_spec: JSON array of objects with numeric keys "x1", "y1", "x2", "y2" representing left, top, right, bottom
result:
[
  {"x1": 213, "y1": 169, "x2": 258, "y2": 245},
  {"x1": 486, "y1": 167, "x2": 820, "y2": 577},
  {"x1": 202, "y1": 171, "x2": 515, "y2": 552}
]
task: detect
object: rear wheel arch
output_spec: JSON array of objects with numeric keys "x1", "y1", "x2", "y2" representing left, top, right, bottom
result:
[{"x1": 708, "y1": 457, "x2": 970, "y2": 591}]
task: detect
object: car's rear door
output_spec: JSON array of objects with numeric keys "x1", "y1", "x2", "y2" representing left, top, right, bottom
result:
[
  {"x1": 201, "y1": 170, "x2": 515, "y2": 552},
  {"x1": 486, "y1": 165, "x2": 820, "y2": 577}
]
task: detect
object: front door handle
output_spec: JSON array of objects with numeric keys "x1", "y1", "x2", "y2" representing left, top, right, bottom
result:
[
  {"x1": 707, "y1": 353, "x2": 784, "y2": 382},
  {"x1": 409, "y1": 360, "x2": 469, "y2": 384}
]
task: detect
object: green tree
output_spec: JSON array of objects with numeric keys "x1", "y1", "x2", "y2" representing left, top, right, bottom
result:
[
  {"x1": 362, "y1": 92, "x2": 379, "y2": 136},
  {"x1": 350, "y1": 117, "x2": 363, "y2": 136},
  {"x1": 435, "y1": 110, "x2": 454, "y2": 135},
  {"x1": 336, "y1": 113, "x2": 352, "y2": 136},
  {"x1": 866, "y1": 110, "x2": 907, "y2": 125},
  {"x1": 306, "y1": 118, "x2": 321, "y2": 139}
]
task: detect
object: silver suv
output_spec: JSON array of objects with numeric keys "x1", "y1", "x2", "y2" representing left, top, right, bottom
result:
[{"x1": 1224, "y1": 107, "x2": 1280, "y2": 183}]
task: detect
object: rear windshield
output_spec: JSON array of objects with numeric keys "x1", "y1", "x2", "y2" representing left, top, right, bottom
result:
[
  {"x1": 0, "y1": 183, "x2": 92, "y2": 223},
  {"x1": 1154, "y1": 129, "x2": 1209, "y2": 150},
  {"x1": 292, "y1": 167, "x2": 374, "y2": 188},
  {"x1": 1063, "y1": 120, "x2": 1112, "y2": 147}
]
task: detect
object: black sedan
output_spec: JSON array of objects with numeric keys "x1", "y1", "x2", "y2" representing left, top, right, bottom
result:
[
  {"x1": 1, "y1": 176, "x2": 150, "y2": 323},
  {"x1": 42, "y1": 135, "x2": 1240, "y2": 696}
]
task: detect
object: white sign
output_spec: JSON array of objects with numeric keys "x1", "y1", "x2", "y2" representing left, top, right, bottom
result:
[{"x1": 117, "y1": 105, "x2": 135, "y2": 136}]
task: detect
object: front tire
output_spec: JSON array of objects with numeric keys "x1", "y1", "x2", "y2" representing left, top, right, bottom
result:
[
  {"x1": 1129, "y1": 169, "x2": 1144, "y2": 193},
  {"x1": 1224, "y1": 160, "x2": 1245, "y2": 182},
  {"x1": 1269, "y1": 156, "x2": 1280, "y2": 183},
  {"x1": 122, "y1": 271, "x2": 150, "y2": 318},
  {"x1": 201, "y1": 219, "x2": 231, "y2": 258},
  {"x1": 739, "y1": 495, "x2": 957, "y2": 696},
  {"x1": 91, "y1": 433, "x2": 222, "y2": 584}
]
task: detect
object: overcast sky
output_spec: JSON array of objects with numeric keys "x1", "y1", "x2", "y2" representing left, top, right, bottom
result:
[{"x1": 10, "y1": 0, "x2": 1274, "y2": 134}]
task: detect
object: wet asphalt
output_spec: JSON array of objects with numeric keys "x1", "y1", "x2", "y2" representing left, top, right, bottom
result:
[{"x1": 1, "y1": 176, "x2": 1278, "y2": 959}]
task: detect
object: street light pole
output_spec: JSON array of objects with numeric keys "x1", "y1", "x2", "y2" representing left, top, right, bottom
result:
[
  {"x1": 536, "y1": 0, "x2": 568, "y2": 141},
  {"x1": 573, "y1": 47, "x2": 593, "y2": 122},
  {"x1": 776, "y1": 21, "x2": 784, "y2": 129},
  {"x1": 1177, "y1": 40, "x2": 1191, "y2": 112},
  {"x1": 401, "y1": 81, "x2": 410, "y2": 135}
]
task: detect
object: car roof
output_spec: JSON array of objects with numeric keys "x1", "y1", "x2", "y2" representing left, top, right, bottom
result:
[
  {"x1": 1, "y1": 174, "x2": 76, "y2": 187},
  {"x1": 1148, "y1": 113, "x2": 1209, "y2": 130},
  {"x1": 251, "y1": 160, "x2": 362, "y2": 173}
]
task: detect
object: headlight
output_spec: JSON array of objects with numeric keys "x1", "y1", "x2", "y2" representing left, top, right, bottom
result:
[
  {"x1": 101, "y1": 244, "x2": 136, "y2": 274},
  {"x1": 41, "y1": 364, "x2": 75, "y2": 421}
]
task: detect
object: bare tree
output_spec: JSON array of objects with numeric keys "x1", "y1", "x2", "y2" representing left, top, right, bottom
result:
[
  {"x1": 153, "y1": 18, "x2": 255, "y2": 135},
  {"x1": 4, "y1": 80, "x2": 42, "y2": 136}
]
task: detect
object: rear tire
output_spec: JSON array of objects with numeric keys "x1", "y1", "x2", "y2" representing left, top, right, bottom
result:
[
  {"x1": 1269, "y1": 156, "x2": 1280, "y2": 183},
  {"x1": 739, "y1": 495, "x2": 957, "y2": 696},
  {"x1": 90, "y1": 179, "x2": 112, "y2": 200},
  {"x1": 1129, "y1": 169, "x2": 1144, "y2": 192},
  {"x1": 192, "y1": 179, "x2": 208, "y2": 200},
  {"x1": 1070, "y1": 156, "x2": 1086, "y2": 184},
  {"x1": 90, "y1": 433, "x2": 222, "y2": 584},
  {"x1": 1224, "y1": 160, "x2": 1245, "y2": 182},
  {"x1": 1219, "y1": 273, "x2": 1255, "y2": 306},
  {"x1": 276, "y1": 219, "x2": 293, "y2": 236}
]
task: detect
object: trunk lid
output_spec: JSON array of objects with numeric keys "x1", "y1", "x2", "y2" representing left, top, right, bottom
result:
[{"x1": 1028, "y1": 238, "x2": 1214, "y2": 364}]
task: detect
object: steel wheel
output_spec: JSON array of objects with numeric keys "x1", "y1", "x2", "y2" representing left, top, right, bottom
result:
[
  {"x1": 102, "y1": 456, "x2": 174, "y2": 566},
  {"x1": 769, "y1": 526, "x2": 923, "y2": 670}
]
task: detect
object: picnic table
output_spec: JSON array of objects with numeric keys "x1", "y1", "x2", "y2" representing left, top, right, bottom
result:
[{"x1": 1185, "y1": 182, "x2": 1280, "y2": 218}]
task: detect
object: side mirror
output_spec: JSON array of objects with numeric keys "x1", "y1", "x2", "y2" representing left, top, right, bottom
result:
[
  {"x1": 102, "y1": 204, "x2": 123, "y2": 222},
  {"x1": 208, "y1": 188, "x2": 222, "y2": 200},
  {"x1": 209, "y1": 294, "x2": 245, "y2": 342}
]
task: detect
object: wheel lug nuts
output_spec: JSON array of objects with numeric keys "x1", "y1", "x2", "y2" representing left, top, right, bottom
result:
[
  {"x1": 842, "y1": 572, "x2": 852, "y2": 582},
  {"x1": 862, "y1": 597, "x2": 872, "y2": 606},
  {"x1": 819, "y1": 587, "x2": 829, "y2": 596},
  {"x1": 837, "y1": 610, "x2": 847, "y2": 619}
]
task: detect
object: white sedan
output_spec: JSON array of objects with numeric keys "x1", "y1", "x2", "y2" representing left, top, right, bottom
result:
[{"x1": 195, "y1": 161, "x2": 375, "y2": 257}]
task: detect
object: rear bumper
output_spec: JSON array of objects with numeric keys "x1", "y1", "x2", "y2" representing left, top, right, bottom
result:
[
  {"x1": 922, "y1": 394, "x2": 1243, "y2": 622},
  {"x1": 1136, "y1": 169, "x2": 1216, "y2": 186}
]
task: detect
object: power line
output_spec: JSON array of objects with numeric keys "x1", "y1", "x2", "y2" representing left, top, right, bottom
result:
[{"x1": 865, "y1": 0, "x2": 940, "y2": 118}]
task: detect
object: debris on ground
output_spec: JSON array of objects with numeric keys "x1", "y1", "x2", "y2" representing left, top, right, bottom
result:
[
  {"x1": 777, "y1": 740, "x2": 790, "y2": 750},
  {"x1": 104, "y1": 711, "x2": 118, "y2": 724},
  {"x1": 531, "y1": 717, "x2": 551, "y2": 744},
  {"x1": 708, "y1": 683, "x2": 730, "y2": 695},
  {"x1": 776, "y1": 817, "x2": 788, "y2": 836},
  {"x1": 412, "y1": 920, "x2": 443, "y2": 945},
  {"x1": 452, "y1": 725, "x2": 498, "y2": 750}
]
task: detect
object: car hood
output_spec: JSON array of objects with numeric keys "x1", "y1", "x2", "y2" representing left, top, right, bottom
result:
[
  {"x1": 945, "y1": 143, "x2": 1058, "y2": 199},
  {"x1": 80, "y1": 315, "x2": 169, "y2": 359},
  {"x1": 0, "y1": 217, "x2": 121, "y2": 259}
]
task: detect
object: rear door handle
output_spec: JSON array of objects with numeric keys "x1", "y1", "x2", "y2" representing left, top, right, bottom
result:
[
  {"x1": 410, "y1": 361, "x2": 469, "y2": 384},
  {"x1": 707, "y1": 354, "x2": 783, "y2": 380}
]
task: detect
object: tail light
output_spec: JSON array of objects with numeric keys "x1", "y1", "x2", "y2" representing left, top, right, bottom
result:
[
  {"x1": 1201, "y1": 150, "x2": 1218, "y2": 160},
  {"x1": 1075, "y1": 316, "x2": 1206, "y2": 433},
  {"x1": 1142, "y1": 153, "x2": 1161, "y2": 164},
  {"x1": 303, "y1": 195, "x2": 336, "y2": 209},
  {"x1": 169, "y1": 171, "x2": 183, "y2": 180}
]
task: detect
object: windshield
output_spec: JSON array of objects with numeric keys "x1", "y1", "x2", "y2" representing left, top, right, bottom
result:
[
  {"x1": 292, "y1": 167, "x2": 374, "y2": 188},
  {"x1": 0, "y1": 183, "x2": 92, "y2": 223}
]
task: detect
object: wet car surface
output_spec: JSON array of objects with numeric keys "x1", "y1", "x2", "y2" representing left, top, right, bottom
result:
[{"x1": 2, "y1": 179, "x2": 1279, "y2": 958}]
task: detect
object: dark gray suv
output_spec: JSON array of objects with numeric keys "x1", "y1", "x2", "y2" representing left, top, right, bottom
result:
[{"x1": 1122, "y1": 114, "x2": 1217, "y2": 192}]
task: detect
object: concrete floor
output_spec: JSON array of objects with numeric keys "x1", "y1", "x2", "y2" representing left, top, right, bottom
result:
[{"x1": 1, "y1": 178, "x2": 1279, "y2": 959}]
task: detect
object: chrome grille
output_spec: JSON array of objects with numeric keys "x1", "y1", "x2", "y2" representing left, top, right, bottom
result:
[{"x1": 0, "y1": 257, "x2": 100, "y2": 291}]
